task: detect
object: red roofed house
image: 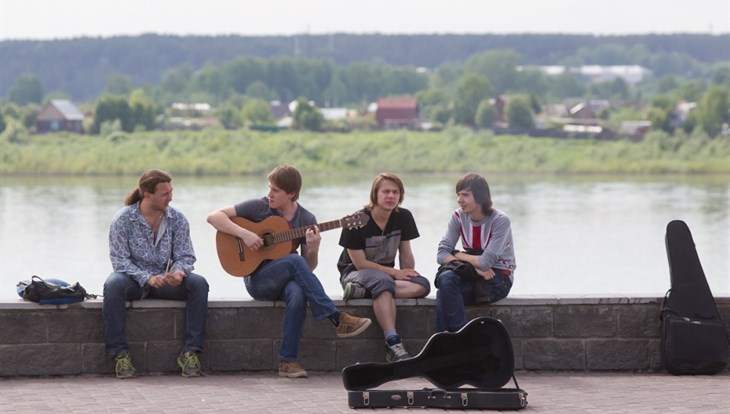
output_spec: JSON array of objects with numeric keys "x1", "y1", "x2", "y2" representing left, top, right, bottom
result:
[
  {"x1": 36, "y1": 99, "x2": 84, "y2": 133},
  {"x1": 375, "y1": 96, "x2": 419, "y2": 129}
]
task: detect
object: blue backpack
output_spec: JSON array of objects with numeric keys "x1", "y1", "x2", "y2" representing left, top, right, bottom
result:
[{"x1": 16, "y1": 275, "x2": 94, "y2": 305}]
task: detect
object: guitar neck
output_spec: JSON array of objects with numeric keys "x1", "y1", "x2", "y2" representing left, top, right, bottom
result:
[{"x1": 273, "y1": 218, "x2": 343, "y2": 244}]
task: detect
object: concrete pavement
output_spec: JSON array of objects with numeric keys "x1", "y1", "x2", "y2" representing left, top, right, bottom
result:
[{"x1": 1, "y1": 371, "x2": 729, "y2": 413}]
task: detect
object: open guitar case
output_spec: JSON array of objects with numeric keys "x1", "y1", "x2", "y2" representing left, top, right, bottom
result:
[
  {"x1": 342, "y1": 317, "x2": 527, "y2": 410},
  {"x1": 660, "y1": 220, "x2": 729, "y2": 375}
]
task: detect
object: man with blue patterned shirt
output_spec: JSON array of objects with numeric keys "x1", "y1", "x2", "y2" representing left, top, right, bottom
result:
[{"x1": 104, "y1": 169, "x2": 209, "y2": 379}]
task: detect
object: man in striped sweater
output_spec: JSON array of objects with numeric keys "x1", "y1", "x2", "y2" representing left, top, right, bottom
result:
[{"x1": 435, "y1": 173, "x2": 516, "y2": 332}]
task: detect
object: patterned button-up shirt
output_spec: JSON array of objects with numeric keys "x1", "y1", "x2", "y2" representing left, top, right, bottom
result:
[{"x1": 109, "y1": 201, "x2": 196, "y2": 287}]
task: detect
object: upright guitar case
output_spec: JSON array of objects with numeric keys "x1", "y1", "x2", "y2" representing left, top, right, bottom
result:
[
  {"x1": 342, "y1": 317, "x2": 527, "y2": 410},
  {"x1": 661, "y1": 220, "x2": 729, "y2": 375}
]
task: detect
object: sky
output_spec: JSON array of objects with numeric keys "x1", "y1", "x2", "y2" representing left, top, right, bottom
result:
[{"x1": 1, "y1": 0, "x2": 728, "y2": 41}]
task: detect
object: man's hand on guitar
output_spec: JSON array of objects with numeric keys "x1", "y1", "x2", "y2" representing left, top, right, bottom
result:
[
  {"x1": 305, "y1": 225, "x2": 321, "y2": 249},
  {"x1": 242, "y1": 231, "x2": 264, "y2": 251}
]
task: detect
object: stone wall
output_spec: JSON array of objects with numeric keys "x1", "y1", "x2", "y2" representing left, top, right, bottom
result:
[{"x1": 1, "y1": 296, "x2": 729, "y2": 377}]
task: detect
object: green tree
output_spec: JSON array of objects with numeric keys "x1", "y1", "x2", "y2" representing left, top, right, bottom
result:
[
  {"x1": 506, "y1": 96, "x2": 535, "y2": 129},
  {"x1": 655, "y1": 75, "x2": 679, "y2": 94},
  {"x1": 712, "y1": 64, "x2": 730, "y2": 86},
  {"x1": 324, "y1": 74, "x2": 347, "y2": 107},
  {"x1": 1, "y1": 102, "x2": 21, "y2": 121},
  {"x1": 129, "y1": 89, "x2": 157, "y2": 131},
  {"x1": 217, "y1": 102, "x2": 243, "y2": 130},
  {"x1": 464, "y1": 50, "x2": 521, "y2": 93},
  {"x1": 93, "y1": 95, "x2": 131, "y2": 134},
  {"x1": 293, "y1": 97, "x2": 323, "y2": 131},
  {"x1": 8, "y1": 74, "x2": 43, "y2": 105},
  {"x1": 474, "y1": 100, "x2": 497, "y2": 129},
  {"x1": 241, "y1": 98, "x2": 274, "y2": 124},
  {"x1": 192, "y1": 63, "x2": 229, "y2": 103},
  {"x1": 0, "y1": 111, "x2": 6, "y2": 133},
  {"x1": 105, "y1": 73, "x2": 133, "y2": 95},
  {"x1": 647, "y1": 95, "x2": 677, "y2": 133},
  {"x1": 21, "y1": 104, "x2": 40, "y2": 129},
  {"x1": 452, "y1": 74, "x2": 491, "y2": 126},
  {"x1": 679, "y1": 80, "x2": 707, "y2": 102},
  {"x1": 514, "y1": 68, "x2": 549, "y2": 98},
  {"x1": 695, "y1": 85, "x2": 729, "y2": 137},
  {"x1": 158, "y1": 66, "x2": 192, "y2": 103},
  {"x1": 549, "y1": 72, "x2": 586, "y2": 100},
  {"x1": 245, "y1": 81, "x2": 274, "y2": 101}
]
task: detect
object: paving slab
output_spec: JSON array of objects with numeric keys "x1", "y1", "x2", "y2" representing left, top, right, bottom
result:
[{"x1": 0, "y1": 371, "x2": 728, "y2": 413}]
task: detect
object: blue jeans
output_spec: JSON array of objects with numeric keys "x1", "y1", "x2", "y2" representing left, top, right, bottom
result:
[
  {"x1": 103, "y1": 272, "x2": 209, "y2": 357},
  {"x1": 435, "y1": 270, "x2": 512, "y2": 332},
  {"x1": 244, "y1": 254, "x2": 338, "y2": 361}
]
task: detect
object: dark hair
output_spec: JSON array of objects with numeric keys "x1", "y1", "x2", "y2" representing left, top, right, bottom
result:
[
  {"x1": 268, "y1": 165, "x2": 302, "y2": 201},
  {"x1": 367, "y1": 172, "x2": 405, "y2": 210},
  {"x1": 456, "y1": 173, "x2": 493, "y2": 216},
  {"x1": 124, "y1": 169, "x2": 172, "y2": 206}
]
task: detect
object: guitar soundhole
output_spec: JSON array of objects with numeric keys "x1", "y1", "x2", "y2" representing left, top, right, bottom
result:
[{"x1": 262, "y1": 232, "x2": 275, "y2": 248}]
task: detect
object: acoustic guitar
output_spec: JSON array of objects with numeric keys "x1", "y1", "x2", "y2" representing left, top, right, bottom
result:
[{"x1": 216, "y1": 212, "x2": 369, "y2": 277}]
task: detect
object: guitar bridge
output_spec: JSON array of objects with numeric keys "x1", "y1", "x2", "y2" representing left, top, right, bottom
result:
[{"x1": 236, "y1": 237, "x2": 245, "y2": 261}]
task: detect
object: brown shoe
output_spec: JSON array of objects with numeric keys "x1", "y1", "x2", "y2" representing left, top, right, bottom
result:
[
  {"x1": 335, "y1": 312, "x2": 372, "y2": 338},
  {"x1": 278, "y1": 361, "x2": 308, "y2": 378}
]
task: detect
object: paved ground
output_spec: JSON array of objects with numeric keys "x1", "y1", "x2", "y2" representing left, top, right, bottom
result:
[{"x1": 1, "y1": 371, "x2": 728, "y2": 413}]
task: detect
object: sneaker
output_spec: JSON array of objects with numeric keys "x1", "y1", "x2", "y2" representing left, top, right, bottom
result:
[
  {"x1": 385, "y1": 337, "x2": 411, "y2": 362},
  {"x1": 113, "y1": 352, "x2": 136, "y2": 379},
  {"x1": 343, "y1": 282, "x2": 367, "y2": 300},
  {"x1": 177, "y1": 351, "x2": 203, "y2": 378},
  {"x1": 278, "y1": 360, "x2": 308, "y2": 378},
  {"x1": 335, "y1": 312, "x2": 372, "y2": 338}
]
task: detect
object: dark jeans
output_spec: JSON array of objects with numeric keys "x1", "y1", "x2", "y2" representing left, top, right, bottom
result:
[
  {"x1": 103, "y1": 272, "x2": 209, "y2": 357},
  {"x1": 244, "y1": 254, "x2": 338, "y2": 361},
  {"x1": 435, "y1": 270, "x2": 512, "y2": 332}
]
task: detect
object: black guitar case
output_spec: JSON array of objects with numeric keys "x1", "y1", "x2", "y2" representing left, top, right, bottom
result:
[
  {"x1": 661, "y1": 220, "x2": 729, "y2": 375},
  {"x1": 342, "y1": 317, "x2": 527, "y2": 409}
]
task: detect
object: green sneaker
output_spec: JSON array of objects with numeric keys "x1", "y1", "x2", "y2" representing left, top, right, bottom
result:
[
  {"x1": 113, "y1": 352, "x2": 136, "y2": 379},
  {"x1": 177, "y1": 351, "x2": 203, "y2": 377},
  {"x1": 385, "y1": 336, "x2": 411, "y2": 362}
]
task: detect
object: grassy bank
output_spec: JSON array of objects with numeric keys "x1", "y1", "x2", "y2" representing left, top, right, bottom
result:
[{"x1": 1, "y1": 127, "x2": 728, "y2": 176}]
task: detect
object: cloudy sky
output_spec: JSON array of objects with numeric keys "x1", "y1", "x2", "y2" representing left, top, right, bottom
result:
[{"x1": 1, "y1": 0, "x2": 728, "y2": 41}]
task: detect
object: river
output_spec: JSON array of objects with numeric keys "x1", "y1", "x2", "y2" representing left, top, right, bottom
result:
[{"x1": 1, "y1": 173, "x2": 728, "y2": 300}]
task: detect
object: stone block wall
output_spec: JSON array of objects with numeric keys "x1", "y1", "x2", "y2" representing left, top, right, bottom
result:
[{"x1": 1, "y1": 296, "x2": 728, "y2": 377}]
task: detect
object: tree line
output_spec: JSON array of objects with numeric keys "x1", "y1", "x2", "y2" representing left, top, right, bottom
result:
[
  {"x1": 1, "y1": 35, "x2": 728, "y2": 138},
  {"x1": 1, "y1": 33, "x2": 727, "y2": 101}
]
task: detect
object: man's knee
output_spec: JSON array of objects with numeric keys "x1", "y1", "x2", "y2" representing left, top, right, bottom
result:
[
  {"x1": 284, "y1": 283, "x2": 307, "y2": 309},
  {"x1": 370, "y1": 277, "x2": 396, "y2": 298},
  {"x1": 185, "y1": 273, "x2": 209, "y2": 292},
  {"x1": 103, "y1": 273, "x2": 131, "y2": 296},
  {"x1": 436, "y1": 270, "x2": 460, "y2": 289}
]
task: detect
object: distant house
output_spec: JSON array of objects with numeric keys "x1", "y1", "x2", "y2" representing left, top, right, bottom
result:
[
  {"x1": 375, "y1": 96, "x2": 419, "y2": 128},
  {"x1": 569, "y1": 100, "x2": 610, "y2": 120},
  {"x1": 620, "y1": 120, "x2": 652, "y2": 139},
  {"x1": 35, "y1": 100, "x2": 84, "y2": 133},
  {"x1": 525, "y1": 65, "x2": 652, "y2": 84},
  {"x1": 269, "y1": 100, "x2": 291, "y2": 120}
]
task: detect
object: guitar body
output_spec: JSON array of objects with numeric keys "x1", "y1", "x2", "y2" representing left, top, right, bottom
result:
[
  {"x1": 216, "y1": 216, "x2": 294, "y2": 277},
  {"x1": 216, "y1": 212, "x2": 369, "y2": 277},
  {"x1": 342, "y1": 317, "x2": 514, "y2": 391}
]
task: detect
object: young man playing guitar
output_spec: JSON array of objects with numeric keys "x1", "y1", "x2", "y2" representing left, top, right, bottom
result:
[{"x1": 207, "y1": 165, "x2": 372, "y2": 378}]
